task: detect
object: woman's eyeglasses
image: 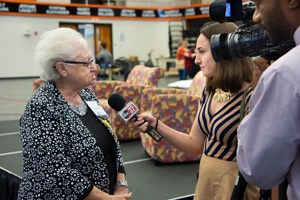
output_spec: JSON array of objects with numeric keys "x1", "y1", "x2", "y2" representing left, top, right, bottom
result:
[{"x1": 62, "y1": 58, "x2": 94, "y2": 68}]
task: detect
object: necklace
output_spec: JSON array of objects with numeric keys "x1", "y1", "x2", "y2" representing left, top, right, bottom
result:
[
  {"x1": 70, "y1": 101, "x2": 87, "y2": 116},
  {"x1": 213, "y1": 89, "x2": 233, "y2": 102}
]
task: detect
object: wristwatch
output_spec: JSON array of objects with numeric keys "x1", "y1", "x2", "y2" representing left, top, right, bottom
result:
[{"x1": 116, "y1": 179, "x2": 128, "y2": 187}]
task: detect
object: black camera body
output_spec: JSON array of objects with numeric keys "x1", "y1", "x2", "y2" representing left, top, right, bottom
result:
[
  {"x1": 208, "y1": 0, "x2": 295, "y2": 62},
  {"x1": 209, "y1": 0, "x2": 254, "y2": 22}
]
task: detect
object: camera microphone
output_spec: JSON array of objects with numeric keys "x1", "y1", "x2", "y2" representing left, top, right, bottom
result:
[{"x1": 108, "y1": 93, "x2": 163, "y2": 142}]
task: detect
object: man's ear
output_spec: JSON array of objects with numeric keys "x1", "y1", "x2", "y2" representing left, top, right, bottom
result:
[{"x1": 287, "y1": 0, "x2": 300, "y2": 9}]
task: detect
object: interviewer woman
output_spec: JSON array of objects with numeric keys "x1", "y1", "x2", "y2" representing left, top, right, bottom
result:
[
  {"x1": 18, "y1": 28, "x2": 132, "y2": 200},
  {"x1": 133, "y1": 22, "x2": 259, "y2": 199}
]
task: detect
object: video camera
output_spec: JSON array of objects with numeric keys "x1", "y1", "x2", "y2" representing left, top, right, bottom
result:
[{"x1": 208, "y1": 0, "x2": 295, "y2": 62}]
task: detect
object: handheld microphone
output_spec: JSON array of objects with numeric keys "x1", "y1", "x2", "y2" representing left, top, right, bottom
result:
[{"x1": 108, "y1": 93, "x2": 163, "y2": 142}]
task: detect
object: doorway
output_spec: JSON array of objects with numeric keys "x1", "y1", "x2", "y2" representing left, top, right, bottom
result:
[{"x1": 59, "y1": 22, "x2": 113, "y2": 59}]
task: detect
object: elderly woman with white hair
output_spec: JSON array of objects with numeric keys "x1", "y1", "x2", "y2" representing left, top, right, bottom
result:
[{"x1": 18, "y1": 28, "x2": 132, "y2": 200}]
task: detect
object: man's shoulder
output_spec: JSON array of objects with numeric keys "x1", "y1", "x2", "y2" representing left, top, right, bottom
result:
[
  {"x1": 103, "y1": 49, "x2": 112, "y2": 56},
  {"x1": 99, "y1": 49, "x2": 111, "y2": 56},
  {"x1": 271, "y1": 45, "x2": 300, "y2": 70}
]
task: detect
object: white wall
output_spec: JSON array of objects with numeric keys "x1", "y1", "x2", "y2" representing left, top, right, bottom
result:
[{"x1": 0, "y1": 16, "x2": 169, "y2": 78}]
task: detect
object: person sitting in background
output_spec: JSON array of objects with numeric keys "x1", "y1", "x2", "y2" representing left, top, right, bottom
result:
[
  {"x1": 96, "y1": 40, "x2": 112, "y2": 69},
  {"x1": 18, "y1": 28, "x2": 132, "y2": 200},
  {"x1": 96, "y1": 40, "x2": 113, "y2": 79},
  {"x1": 133, "y1": 22, "x2": 259, "y2": 200}
]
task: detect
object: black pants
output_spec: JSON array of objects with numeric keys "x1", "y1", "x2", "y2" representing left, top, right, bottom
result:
[{"x1": 0, "y1": 168, "x2": 21, "y2": 200}]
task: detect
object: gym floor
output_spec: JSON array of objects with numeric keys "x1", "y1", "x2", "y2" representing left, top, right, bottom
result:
[{"x1": 0, "y1": 75, "x2": 198, "y2": 200}]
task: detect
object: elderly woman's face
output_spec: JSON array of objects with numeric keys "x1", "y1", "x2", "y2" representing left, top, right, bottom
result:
[
  {"x1": 63, "y1": 48, "x2": 97, "y2": 88},
  {"x1": 194, "y1": 33, "x2": 216, "y2": 78}
]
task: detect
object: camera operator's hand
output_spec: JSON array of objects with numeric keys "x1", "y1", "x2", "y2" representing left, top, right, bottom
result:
[{"x1": 251, "y1": 57, "x2": 273, "y2": 89}]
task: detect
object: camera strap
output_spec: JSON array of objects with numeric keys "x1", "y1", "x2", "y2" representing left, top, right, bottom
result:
[
  {"x1": 231, "y1": 86, "x2": 271, "y2": 200},
  {"x1": 230, "y1": 87, "x2": 250, "y2": 200}
]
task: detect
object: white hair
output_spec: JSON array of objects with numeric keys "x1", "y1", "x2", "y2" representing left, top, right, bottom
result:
[{"x1": 34, "y1": 28, "x2": 88, "y2": 81}]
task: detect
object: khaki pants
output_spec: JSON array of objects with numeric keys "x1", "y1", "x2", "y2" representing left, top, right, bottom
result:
[{"x1": 193, "y1": 154, "x2": 259, "y2": 200}]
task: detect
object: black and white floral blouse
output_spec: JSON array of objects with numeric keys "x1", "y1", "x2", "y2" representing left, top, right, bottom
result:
[{"x1": 18, "y1": 81, "x2": 125, "y2": 200}]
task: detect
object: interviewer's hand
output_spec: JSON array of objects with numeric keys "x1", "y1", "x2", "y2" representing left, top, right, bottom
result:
[{"x1": 132, "y1": 114, "x2": 156, "y2": 133}]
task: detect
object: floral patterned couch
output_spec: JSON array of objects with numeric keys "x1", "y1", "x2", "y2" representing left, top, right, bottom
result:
[
  {"x1": 33, "y1": 79, "x2": 46, "y2": 92},
  {"x1": 90, "y1": 65, "x2": 164, "y2": 101},
  {"x1": 140, "y1": 71, "x2": 206, "y2": 164},
  {"x1": 94, "y1": 65, "x2": 165, "y2": 141}
]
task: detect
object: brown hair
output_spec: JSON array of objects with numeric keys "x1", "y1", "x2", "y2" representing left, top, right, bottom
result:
[{"x1": 200, "y1": 22, "x2": 254, "y2": 94}]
